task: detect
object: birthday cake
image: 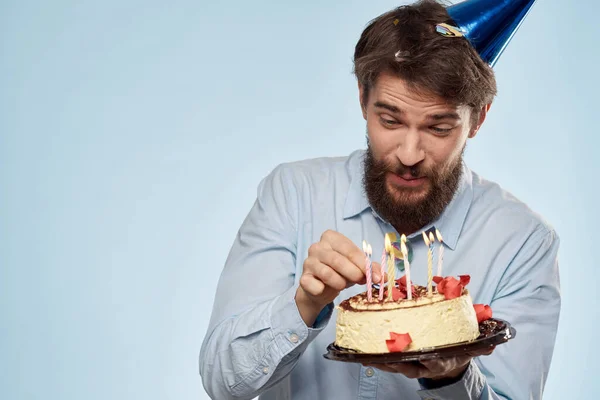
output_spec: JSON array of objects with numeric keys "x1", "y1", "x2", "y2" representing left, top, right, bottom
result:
[
  {"x1": 335, "y1": 277, "x2": 487, "y2": 353},
  {"x1": 334, "y1": 233, "x2": 492, "y2": 354}
]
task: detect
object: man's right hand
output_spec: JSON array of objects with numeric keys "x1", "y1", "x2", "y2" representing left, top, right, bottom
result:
[{"x1": 295, "y1": 230, "x2": 383, "y2": 326}]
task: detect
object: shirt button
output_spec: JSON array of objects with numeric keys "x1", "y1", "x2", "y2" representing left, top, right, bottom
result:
[
  {"x1": 365, "y1": 367, "x2": 375, "y2": 377},
  {"x1": 289, "y1": 333, "x2": 299, "y2": 343},
  {"x1": 262, "y1": 367, "x2": 269, "y2": 375}
]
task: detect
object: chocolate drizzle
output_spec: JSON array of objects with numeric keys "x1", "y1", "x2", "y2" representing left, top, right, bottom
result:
[
  {"x1": 478, "y1": 319, "x2": 500, "y2": 337},
  {"x1": 338, "y1": 285, "x2": 468, "y2": 312}
]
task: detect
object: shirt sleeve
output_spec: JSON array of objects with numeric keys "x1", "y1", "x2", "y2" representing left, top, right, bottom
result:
[
  {"x1": 416, "y1": 226, "x2": 561, "y2": 400},
  {"x1": 199, "y1": 165, "x2": 332, "y2": 400}
]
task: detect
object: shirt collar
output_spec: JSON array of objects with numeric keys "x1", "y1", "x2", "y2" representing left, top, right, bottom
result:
[
  {"x1": 343, "y1": 150, "x2": 473, "y2": 250},
  {"x1": 343, "y1": 151, "x2": 371, "y2": 219}
]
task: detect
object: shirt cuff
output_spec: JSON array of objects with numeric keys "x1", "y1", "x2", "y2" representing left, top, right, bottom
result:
[
  {"x1": 416, "y1": 361, "x2": 485, "y2": 400},
  {"x1": 270, "y1": 286, "x2": 332, "y2": 358},
  {"x1": 229, "y1": 287, "x2": 333, "y2": 398}
]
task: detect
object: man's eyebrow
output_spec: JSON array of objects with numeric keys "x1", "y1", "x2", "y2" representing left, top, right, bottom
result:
[
  {"x1": 374, "y1": 101, "x2": 403, "y2": 114},
  {"x1": 427, "y1": 112, "x2": 460, "y2": 121},
  {"x1": 374, "y1": 101, "x2": 460, "y2": 121}
]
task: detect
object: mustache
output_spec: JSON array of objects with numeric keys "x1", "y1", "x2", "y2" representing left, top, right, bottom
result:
[
  {"x1": 372, "y1": 159, "x2": 429, "y2": 179},
  {"x1": 395, "y1": 163, "x2": 422, "y2": 178}
]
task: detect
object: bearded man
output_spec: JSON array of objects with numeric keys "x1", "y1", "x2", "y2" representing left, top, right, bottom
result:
[{"x1": 200, "y1": 1, "x2": 560, "y2": 399}]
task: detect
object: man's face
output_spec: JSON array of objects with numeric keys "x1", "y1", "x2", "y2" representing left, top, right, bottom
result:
[{"x1": 360, "y1": 72, "x2": 485, "y2": 232}]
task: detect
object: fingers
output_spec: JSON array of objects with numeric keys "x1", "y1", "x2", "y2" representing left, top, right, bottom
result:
[
  {"x1": 368, "y1": 357, "x2": 471, "y2": 380},
  {"x1": 371, "y1": 262, "x2": 382, "y2": 283},
  {"x1": 467, "y1": 345, "x2": 496, "y2": 357},
  {"x1": 420, "y1": 355, "x2": 471, "y2": 376},
  {"x1": 363, "y1": 348, "x2": 496, "y2": 381},
  {"x1": 302, "y1": 230, "x2": 385, "y2": 303},
  {"x1": 357, "y1": 262, "x2": 383, "y2": 284},
  {"x1": 365, "y1": 363, "x2": 428, "y2": 379},
  {"x1": 301, "y1": 256, "x2": 346, "y2": 293},
  {"x1": 320, "y1": 230, "x2": 367, "y2": 273},
  {"x1": 308, "y1": 231, "x2": 368, "y2": 286},
  {"x1": 311, "y1": 261, "x2": 348, "y2": 291},
  {"x1": 298, "y1": 273, "x2": 326, "y2": 297},
  {"x1": 311, "y1": 243, "x2": 364, "y2": 284}
]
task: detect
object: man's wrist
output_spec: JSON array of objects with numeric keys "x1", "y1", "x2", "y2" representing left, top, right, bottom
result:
[{"x1": 294, "y1": 287, "x2": 326, "y2": 327}]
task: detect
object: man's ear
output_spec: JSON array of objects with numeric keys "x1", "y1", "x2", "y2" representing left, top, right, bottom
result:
[
  {"x1": 469, "y1": 104, "x2": 492, "y2": 139},
  {"x1": 358, "y1": 82, "x2": 367, "y2": 120}
]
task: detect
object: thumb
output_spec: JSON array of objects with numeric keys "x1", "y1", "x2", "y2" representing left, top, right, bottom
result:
[{"x1": 371, "y1": 262, "x2": 383, "y2": 283}]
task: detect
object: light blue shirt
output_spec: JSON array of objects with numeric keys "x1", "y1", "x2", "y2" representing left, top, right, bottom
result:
[{"x1": 199, "y1": 150, "x2": 560, "y2": 400}]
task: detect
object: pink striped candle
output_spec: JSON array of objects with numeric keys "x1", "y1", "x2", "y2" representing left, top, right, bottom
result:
[
  {"x1": 366, "y1": 244, "x2": 373, "y2": 302},
  {"x1": 366, "y1": 260, "x2": 372, "y2": 301},
  {"x1": 379, "y1": 247, "x2": 386, "y2": 301}
]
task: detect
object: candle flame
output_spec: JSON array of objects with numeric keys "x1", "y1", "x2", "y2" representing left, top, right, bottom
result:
[
  {"x1": 422, "y1": 231, "x2": 429, "y2": 246},
  {"x1": 384, "y1": 234, "x2": 391, "y2": 253},
  {"x1": 367, "y1": 243, "x2": 372, "y2": 256},
  {"x1": 362, "y1": 240, "x2": 367, "y2": 253},
  {"x1": 401, "y1": 233, "x2": 407, "y2": 243},
  {"x1": 435, "y1": 229, "x2": 443, "y2": 242},
  {"x1": 401, "y1": 241, "x2": 408, "y2": 255},
  {"x1": 429, "y1": 231, "x2": 435, "y2": 243}
]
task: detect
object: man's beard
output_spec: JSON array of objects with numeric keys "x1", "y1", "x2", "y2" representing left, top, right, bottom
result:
[{"x1": 362, "y1": 142, "x2": 464, "y2": 233}]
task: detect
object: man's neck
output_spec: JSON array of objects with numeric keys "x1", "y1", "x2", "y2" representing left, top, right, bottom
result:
[{"x1": 390, "y1": 223, "x2": 425, "y2": 237}]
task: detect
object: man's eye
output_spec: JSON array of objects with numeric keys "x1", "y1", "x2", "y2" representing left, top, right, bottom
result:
[
  {"x1": 380, "y1": 117, "x2": 398, "y2": 126},
  {"x1": 431, "y1": 126, "x2": 452, "y2": 134}
]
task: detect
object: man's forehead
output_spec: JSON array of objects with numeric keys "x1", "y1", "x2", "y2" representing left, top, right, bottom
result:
[{"x1": 370, "y1": 75, "x2": 463, "y2": 113}]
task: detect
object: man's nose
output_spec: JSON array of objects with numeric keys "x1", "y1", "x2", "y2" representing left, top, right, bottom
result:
[{"x1": 395, "y1": 128, "x2": 425, "y2": 167}]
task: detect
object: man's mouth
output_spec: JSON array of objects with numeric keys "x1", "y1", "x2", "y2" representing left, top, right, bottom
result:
[{"x1": 388, "y1": 172, "x2": 427, "y2": 188}]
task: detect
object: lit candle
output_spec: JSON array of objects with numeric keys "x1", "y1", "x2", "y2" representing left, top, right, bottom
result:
[
  {"x1": 366, "y1": 243, "x2": 373, "y2": 302},
  {"x1": 401, "y1": 235, "x2": 412, "y2": 300},
  {"x1": 428, "y1": 232, "x2": 435, "y2": 296},
  {"x1": 423, "y1": 232, "x2": 432, "y2": 296},
  {"x1": 385, "y1": 233, "x2": 395, "y2": 301},
  {"x1": 435, "y1": 229, "x2": 444, "y2": 277},
  {"x1": 362, "y1": 241, "x2": 369, "y2": 300},
  {"x1": 379, "y1": 247, "x2": 386, "y2": 301},
  {"x1": 387, "y1": 252, "x2": 396, "y2": 301}
]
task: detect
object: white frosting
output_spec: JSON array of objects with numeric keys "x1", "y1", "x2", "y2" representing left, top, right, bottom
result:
[{"x1": 335, "y1": 290, "x2": 480, "y2": 353}]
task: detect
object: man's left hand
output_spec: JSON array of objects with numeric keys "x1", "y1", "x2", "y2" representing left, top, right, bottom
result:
[{"x1": 364, "y1": 346, "x2": 494, "y2": 380}]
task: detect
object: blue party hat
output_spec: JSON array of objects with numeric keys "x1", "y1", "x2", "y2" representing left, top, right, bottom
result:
[{"x1": 442, "y1": 0, "x2": 538, "y2": 67}]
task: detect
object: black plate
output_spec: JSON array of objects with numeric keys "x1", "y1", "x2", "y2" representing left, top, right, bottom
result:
[{"x1": 323, "y1": 318, "x2": 515, "y2": 364}]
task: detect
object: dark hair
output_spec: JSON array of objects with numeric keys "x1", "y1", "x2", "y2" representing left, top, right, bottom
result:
[{"x1": 353, "y1": 0, "x2": 497, "y2": 119}]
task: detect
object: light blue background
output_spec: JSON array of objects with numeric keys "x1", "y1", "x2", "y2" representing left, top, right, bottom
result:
[{"x1": 1, "y1": 0, "x2": 598, "y2": 399}]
